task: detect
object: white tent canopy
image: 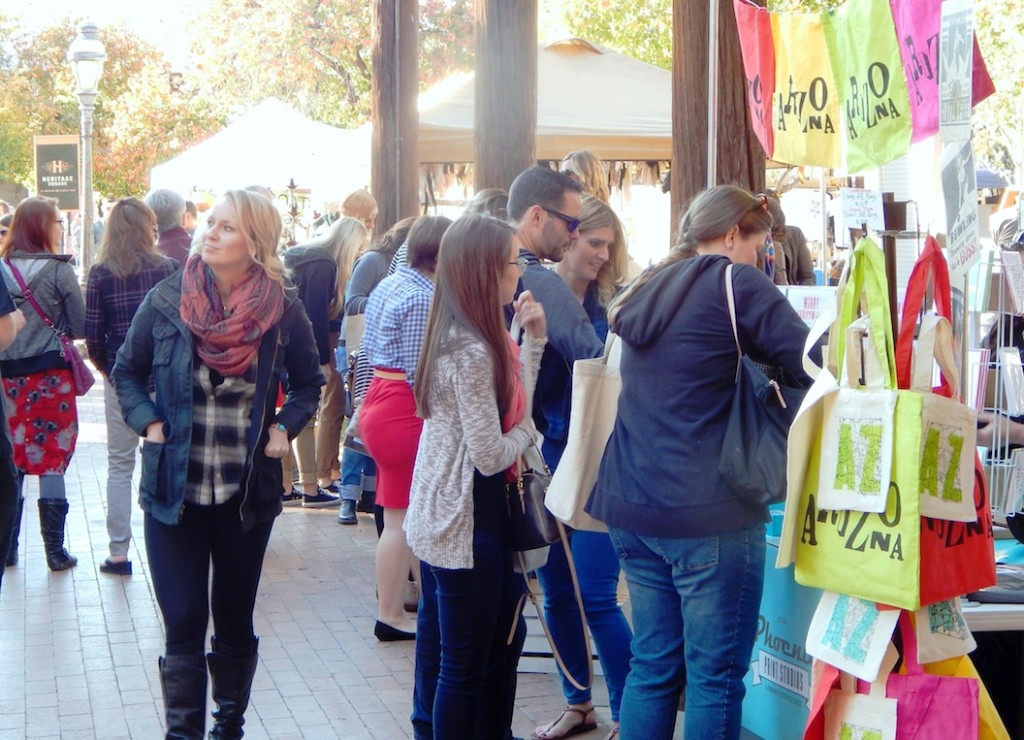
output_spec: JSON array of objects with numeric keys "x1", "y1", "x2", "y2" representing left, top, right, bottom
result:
[
  {"x1": 149, "y1": 98, "x2": 370, "y2": 198},
  {"x1": 417, "y1": 38, "x2": 672, "y2": 163}
]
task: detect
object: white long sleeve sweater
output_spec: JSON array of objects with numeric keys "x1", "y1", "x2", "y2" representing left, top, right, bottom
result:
[{"x1": 405, "y1": 327, "x2": 543, "y2": 569}]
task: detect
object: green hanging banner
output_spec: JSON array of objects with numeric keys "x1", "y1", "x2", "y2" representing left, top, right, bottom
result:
[{"x1": 822, "y1": 0, "x2": 913, "y2": 173}]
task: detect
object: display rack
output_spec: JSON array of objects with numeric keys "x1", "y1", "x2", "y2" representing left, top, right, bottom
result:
[{"x1": 979, "y1": 250, "x2": 1024, "y2": 521}]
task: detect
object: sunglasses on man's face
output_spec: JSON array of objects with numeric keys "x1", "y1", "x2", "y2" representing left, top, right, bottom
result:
[{"x1": 541, "y1": 206, "x2": 580, "y2": 234}]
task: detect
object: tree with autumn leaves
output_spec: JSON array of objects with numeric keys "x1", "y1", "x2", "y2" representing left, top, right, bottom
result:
[
  {"x1": 0, "y1": 2, "x2": 474, "y2": 197},
  {"x1": 0, "y1": 18, "x2": 224, "y2": 198}
]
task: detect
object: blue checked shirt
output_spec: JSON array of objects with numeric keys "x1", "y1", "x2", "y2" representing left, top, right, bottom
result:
[{"x1": 362, "y1": 266, "x2": 433, "y2": 387}]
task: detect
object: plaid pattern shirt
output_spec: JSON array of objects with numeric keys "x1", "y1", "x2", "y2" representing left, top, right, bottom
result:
[
  {"x1": 186, "y1": 360, "x2": 257, "y2": 506},
  {"x1": 85, "y1": 259, "x2": 179, "y2": 376},
  {"x1": 362, "y1": 266, "x2": 433, "y2": 386}
]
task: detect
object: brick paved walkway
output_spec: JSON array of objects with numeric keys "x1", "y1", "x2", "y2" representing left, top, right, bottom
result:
[{"x1": 0, "y1": 376, "x2": 626, "y2": 739}]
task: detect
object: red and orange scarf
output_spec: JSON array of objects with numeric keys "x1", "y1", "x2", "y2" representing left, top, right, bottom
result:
[{"x1": 179, "y1": 254, "x2": 284, "y2": 377}]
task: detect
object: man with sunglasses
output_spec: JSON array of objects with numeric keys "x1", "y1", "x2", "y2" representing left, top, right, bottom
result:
[{"x1": 507, "y1": 165, "x2": 605, "y2": 411}]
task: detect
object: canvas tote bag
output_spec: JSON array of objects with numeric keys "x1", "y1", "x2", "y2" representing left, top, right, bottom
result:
[{"x1": 544, "y1": 333, "x2": 621, "y2": 532}]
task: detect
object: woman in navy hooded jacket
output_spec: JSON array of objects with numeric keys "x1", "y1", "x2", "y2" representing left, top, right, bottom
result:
[
  {"x1": 587, "y1": 185, "x2": 811, "y2": 740},
  {"x1": 113, "y1": 189, "x2": 323, "y2": 738}
]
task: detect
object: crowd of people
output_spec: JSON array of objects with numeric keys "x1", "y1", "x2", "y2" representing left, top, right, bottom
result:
[{"x1": 0, "y1": 153, "x2": 818, "y2": 740}]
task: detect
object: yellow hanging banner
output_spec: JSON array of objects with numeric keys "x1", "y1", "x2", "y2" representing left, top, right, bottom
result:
[{"x1": 771, "y1": 12, "x2": 842, "y2": 167}]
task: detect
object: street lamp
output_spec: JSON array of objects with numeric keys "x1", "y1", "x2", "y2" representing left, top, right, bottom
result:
[{"x1": 67, "y1": 20, "x2": 106, "y2": 271}]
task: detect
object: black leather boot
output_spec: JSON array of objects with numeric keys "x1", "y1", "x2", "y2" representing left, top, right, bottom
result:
[
  {"x1": 207, "y1": 636, "x2": 258, "y2": 739},
  {"x1": 37, "y1": 498, "x2": 77, "y2": 571},
  {"x1": 5, "y1": 496, "x2": 23, "y2": 567},
  {"x1": 159, "y1": 653, "x2": 208, "y2": 739}
]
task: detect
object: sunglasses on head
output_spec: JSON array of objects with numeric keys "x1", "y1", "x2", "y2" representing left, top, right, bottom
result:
[{"x1": 540, "y1": 205, "x2": 580, "y2": 233}]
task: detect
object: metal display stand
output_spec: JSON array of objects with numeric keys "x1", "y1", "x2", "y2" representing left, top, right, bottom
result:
[{"x1": 979, "y1": 251, "x2": 1024, "y2": 522}]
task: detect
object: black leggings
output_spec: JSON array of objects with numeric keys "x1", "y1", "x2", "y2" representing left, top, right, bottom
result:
[{"x1": 145, "y1": 499, "x2": 274, "y2": 655}]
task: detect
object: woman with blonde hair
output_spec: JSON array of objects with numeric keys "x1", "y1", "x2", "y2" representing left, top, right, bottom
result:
[
  {"x1": 407, "y1": 214, "x2": 547, "y2": 739},
  {"x1": 561, "y1": 150, "x2": 610, "y2": 203},
  {"x1": 532, "y1": 195, "x2": 631, "y2": 740},
  {"x1": 464, "y1": 188, "x2": 509, "y2": 220},
  {"x1": 113, "y1": 189, "x2": 323, "y2": 738},
  {"x1": 283, "y1": 216, "x2": 367, "y2": 506},
  {"x1": 0, "y1": 197, "x2": 85, "y2": 572},
  {"x1": 587, "y1": 185, "x2": 812, "y2": 739},
  {"x1": 85, "y1": 198, "x2": 179, "y2": 575}
]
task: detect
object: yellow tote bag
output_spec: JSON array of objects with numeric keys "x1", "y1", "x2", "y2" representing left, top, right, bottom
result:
[
  {"x1": 784, "y1": 239, "x2": 926, "y2": 610},
  {"x1": 771, "y1": 10, "x2": 843, "y2": 167}
]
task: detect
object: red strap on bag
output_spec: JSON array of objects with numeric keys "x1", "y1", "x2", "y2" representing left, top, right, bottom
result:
[{"x1": 895, "y1": 235, "x2": 953, "y2": 395}]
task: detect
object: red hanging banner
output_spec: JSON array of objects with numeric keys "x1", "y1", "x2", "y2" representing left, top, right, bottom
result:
[{"x1": 733, "y1": 0, "x2": 775, "y2": 158}]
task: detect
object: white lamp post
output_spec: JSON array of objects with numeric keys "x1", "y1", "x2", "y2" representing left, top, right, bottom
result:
[{"x1": 67, "y1": 21, "x2": 106, "y2": 271}]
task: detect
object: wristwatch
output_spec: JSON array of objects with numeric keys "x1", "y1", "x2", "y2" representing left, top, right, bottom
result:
[{"x1": 275, "y1": 423, "x2": 287, "y2": 433}]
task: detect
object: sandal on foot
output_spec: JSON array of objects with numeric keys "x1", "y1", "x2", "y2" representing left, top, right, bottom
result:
[
  {"x1": 532, "y1": 707, "x2": 598, "y2": 740},
  {"x1": 602, "y1": 726, "x2": 619, "y2": 740}
]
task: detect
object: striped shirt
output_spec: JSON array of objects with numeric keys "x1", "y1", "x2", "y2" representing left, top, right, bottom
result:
[
  {"x1": 362, "y1": 266, "x2": 433, "y2": 386},
  {"x1": 186, "y1": 360, "x2": 256, "y2": 506}
]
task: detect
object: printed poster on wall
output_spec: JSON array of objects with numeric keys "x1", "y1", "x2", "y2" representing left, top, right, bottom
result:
[
  {"x1": 34, "y1": 135, "x2": 79, "y2": 210},
  {"x1": 941, "y1": 140, "x2": 980, "y2": 277},
  {"x1": 939, "y1": 0, "x2": 974, "y2": 143}
]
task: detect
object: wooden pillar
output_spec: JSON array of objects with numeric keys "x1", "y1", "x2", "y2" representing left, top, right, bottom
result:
[
  {"x1": 371, "y1": 0, "x2": 419, "y2": 235},
  {"x1": 671, "y1": 0, "x2": 766, "y2": 240},
  {"x1": 474, "y1": 0, "x2": 537, "y2": 191}
]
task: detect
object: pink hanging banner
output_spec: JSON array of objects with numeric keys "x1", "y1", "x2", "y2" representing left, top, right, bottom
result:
[
  {"x1": 889, "y1": 0, "x2": 996, "y2": 142},
  {"x1": 733, "y1": 0, "x2": 775, "y2": 158}
]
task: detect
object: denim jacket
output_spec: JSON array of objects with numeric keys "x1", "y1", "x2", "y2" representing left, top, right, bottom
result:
[{"x1": 112, "y1": 271, "x2": 324, "y2": 529}]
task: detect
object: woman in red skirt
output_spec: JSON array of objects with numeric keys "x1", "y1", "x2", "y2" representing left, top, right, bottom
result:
[
  {"x1": 359, "y1": 215, "x2": 451, "y2": 640},
  {"x1": 0, "y1": 197, "x2": 86, "y2": 571}
]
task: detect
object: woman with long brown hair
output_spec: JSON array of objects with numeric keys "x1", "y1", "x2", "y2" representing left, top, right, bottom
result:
[
  {"x1": 358, "y1": 215, "x2": 451, "y2": 641},
  {"x1": 407, "y1": 214, "x2": 547, "y2": 739},
  {"x1": 85, "y1": 198, "x2": 180, "y2": 575},
  {"x1": 0, "y1": 197, "x2": 86, "y2": 572}
]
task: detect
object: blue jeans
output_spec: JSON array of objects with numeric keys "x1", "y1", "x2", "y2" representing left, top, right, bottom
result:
[
  {"x1": 339, "y1": 447, "x2": 376, "y2": 501},
  {"x1": 411, "y1": 471, "x2": 526, "y2": 740},
  {"x1": 608, "y1": 523, "x2": 765, "y2": 740},
  {"x1": 536, "y1": 531, "x2": 632, "y2": 720}
]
